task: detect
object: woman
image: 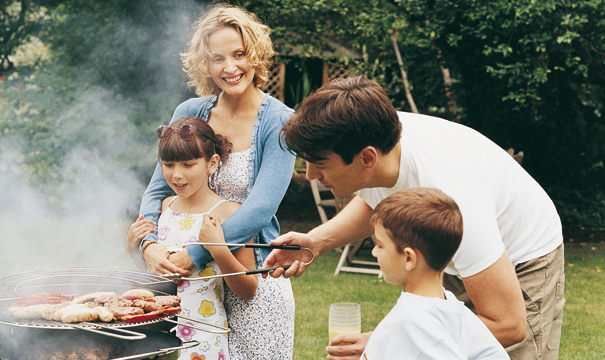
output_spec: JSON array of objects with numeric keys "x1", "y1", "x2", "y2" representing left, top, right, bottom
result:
[{"x1": 127, "y1": 4, "x2": 296, "y2": 359}]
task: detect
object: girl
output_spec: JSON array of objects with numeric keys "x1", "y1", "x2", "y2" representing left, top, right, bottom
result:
[
  {"x1": 129, "y1": 116, "x2": 257, "y2": 360},
  {"x1": 128, "y1": 4, "x2": 296, "y2": 359}
]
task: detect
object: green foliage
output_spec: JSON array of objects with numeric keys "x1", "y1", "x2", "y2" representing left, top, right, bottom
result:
[
  {"x1": 246, "y1": 0, "x2": 605, "y2": 227},
  {"x1": 0, "y1": 1, "x2": 42, "y2": 73}
]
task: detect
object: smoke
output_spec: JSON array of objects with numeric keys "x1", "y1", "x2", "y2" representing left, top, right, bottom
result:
[{"x1": 0, "y1": 1, "x2": 203, "y2": 276}]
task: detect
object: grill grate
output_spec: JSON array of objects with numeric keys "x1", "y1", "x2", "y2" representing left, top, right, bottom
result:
[{"x1": 0, "y1": 267, "x2": 177, "y2": 330}]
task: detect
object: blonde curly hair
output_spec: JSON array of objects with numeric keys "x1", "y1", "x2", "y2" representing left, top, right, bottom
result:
[{"x1": 181, "y1": 4, "x2": 274, "y2": 97}]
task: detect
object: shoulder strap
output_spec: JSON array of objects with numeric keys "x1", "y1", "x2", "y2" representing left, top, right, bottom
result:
[{"x1": 206, "y1": 199, "x2": 229, "y2": 214}]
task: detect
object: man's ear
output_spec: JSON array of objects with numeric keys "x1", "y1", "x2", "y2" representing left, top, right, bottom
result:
[
  {"x1": 359, "y1": 146, "x2": 378, "y2": 168},
  {"x1": 402, "y1": 247, "x2": 417, "y2": 272},
  {"x1": 208, "y1": 154, "x2": 220, "y2": 174}
]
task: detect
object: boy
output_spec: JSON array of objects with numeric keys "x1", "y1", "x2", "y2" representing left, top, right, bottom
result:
[{"x1": 361, "y1": 187, "x2": 509, "y2": 360}]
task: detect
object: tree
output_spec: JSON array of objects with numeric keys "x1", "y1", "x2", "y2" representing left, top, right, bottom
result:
[{"x1": 243, "y1": 0, "x2": 605, "y2": 226}]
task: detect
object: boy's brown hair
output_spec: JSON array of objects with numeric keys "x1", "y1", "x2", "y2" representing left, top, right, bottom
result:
[
  {"x1": 280, "y1": 76, "x2": 401, "y2": 164},
  {"x1": 371, "y1": 188, "x2": 463, "y2": 271}
]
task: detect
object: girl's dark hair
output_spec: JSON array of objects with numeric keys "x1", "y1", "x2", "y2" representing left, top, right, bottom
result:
[{"x1": 158, "y1": 117, "x2": 232, "y2": 163}]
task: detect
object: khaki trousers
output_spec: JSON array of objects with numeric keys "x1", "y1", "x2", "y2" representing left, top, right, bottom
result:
[{"x1": 443, "y1": 243, "x2": 565, "y2": 360}]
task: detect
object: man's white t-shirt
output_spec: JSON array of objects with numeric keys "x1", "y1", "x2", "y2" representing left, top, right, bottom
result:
[
  {"x1": 358, "y1": 112, "x2": 562, "y2": 277},
  {"x1": 360, "y1": 290, "x2": 510, "y2": 360}
]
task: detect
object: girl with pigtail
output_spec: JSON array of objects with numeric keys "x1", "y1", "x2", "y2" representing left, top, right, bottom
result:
[{"x1": 128, "y1": 116, "x2": 257, "y2": 359}]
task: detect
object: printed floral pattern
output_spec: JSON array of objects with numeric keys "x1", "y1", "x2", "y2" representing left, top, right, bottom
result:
[
  {"x1": 199, "y1": 266, "x2": 217, "y2": 279},
  {"x1": 177, "y1": 323, "x2": 196, "y2": 341},
  {"x1": 198, "y1": 300, "x2": 216, "y2": 317},
  {"x1": 158, "y1": 225, "x2": 170, "y2": 241},
  {"x1": 157, "y1": 199, "x2": 229, "y2": 360},
  {"x1": 177, "y1": 280, "x2": 190, "y2": 293},
  {"x1": 180, "y1": 215, "x2": 195, "y2": 230}
]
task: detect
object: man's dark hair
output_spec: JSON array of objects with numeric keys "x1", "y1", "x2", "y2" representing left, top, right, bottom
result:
[{"x1": 280, "y1": 76, "x2": 402, "y2": 164}]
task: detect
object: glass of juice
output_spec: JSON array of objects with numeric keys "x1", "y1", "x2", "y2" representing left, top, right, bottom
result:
[{"x1": 329, "y1": 302, "x2": 361, "y2": 342}]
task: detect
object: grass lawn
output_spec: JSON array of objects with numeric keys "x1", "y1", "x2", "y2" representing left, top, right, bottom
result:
[{"x1": 279, "y1": 212, "x2": 605, "y2": 359}]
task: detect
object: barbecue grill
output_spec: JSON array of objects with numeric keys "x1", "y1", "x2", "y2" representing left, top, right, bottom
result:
[{"x1": 0, "y1": 267, "x2": 201, "y2": 360}]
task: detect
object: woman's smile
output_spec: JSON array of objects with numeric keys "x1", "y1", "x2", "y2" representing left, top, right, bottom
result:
[{"x1": 224, "y1": 74, "x2": 243, "y2": 84}]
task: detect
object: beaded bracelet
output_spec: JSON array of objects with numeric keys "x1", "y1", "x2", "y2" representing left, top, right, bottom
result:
[{"x1": 140, "y1": 240, "x2": 156, "y2": 256}]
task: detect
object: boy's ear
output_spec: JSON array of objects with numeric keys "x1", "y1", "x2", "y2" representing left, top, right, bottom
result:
[
  {"x1": 402, "y1": 247, "x2": 417, "y2": 272},
  {"x1": 359, "y1": 146, "x2": 378, "y2": 168},
  {"x1": 208, "y1": 154, "x2": 220, "y2": 174}
]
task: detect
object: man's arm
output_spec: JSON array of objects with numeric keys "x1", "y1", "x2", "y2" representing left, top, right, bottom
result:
[
  {"x1": 462, "y1": 251, "x2": 527, "y2": 347},
  {"x1": 264, "y1": 195, "x2": 375, "y2": 277},
  {"x1": 310, "y1": 196, "x2": 376, "y2": 255}
]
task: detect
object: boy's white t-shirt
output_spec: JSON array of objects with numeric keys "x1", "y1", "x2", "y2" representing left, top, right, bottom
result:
[
  {"x1": 360, "y1": 290, "x2": 509, "y2": 360},
  {"x1": 358, "y1": 112, "x2": 562, "y2": 278}
]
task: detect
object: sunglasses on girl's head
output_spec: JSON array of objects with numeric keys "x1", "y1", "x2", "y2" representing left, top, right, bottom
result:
[{"x1": 156, "y1": 125, "x2": 197, "y2": 140}]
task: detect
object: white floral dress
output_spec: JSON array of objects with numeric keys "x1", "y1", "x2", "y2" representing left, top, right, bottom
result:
[
  {"x1": 211, "y1": 148, "x2": 295, "y2": 360},
  {"x1": 157, "y1": 198, "x2": 230, "y2": 360}
]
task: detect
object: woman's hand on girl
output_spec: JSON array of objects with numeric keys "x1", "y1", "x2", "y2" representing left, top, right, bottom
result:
[
  {"x1": 126, "y1": 215, "x2": 156, "y2": 254},
  {"x1": 143, "y1": 243, "x2": 192, "y2": 276}
]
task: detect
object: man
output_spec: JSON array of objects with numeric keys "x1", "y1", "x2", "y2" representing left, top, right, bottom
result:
[{"x1": 264, "y1": 76, "x2": 564, "y2": 360}]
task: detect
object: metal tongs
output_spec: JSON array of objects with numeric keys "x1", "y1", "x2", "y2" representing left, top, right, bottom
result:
[{"x1": 159, "y1": 243, "x2": 314, "y2": 281}]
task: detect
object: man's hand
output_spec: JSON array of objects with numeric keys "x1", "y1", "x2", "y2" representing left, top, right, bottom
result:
[
  {"x1": 143, "y1": 243, "x2": 191, "y2": 277},
  {"x1": 326, "y1": 332, "x2": 372, "y2": 360},
  {"x1": 262, "y1": 232, "x2": 318, "y2": 279}
]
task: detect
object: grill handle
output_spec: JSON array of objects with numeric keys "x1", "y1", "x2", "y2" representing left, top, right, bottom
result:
[
  {"x1": 110, "y1": 340, "x2": 200, "y2": 360},
  {"x1": 69, "y1": 322, "x2": 147, "y2": 340},
  {"x1": 161, "y1": 315, "x2": 231, "y2": 334},
  {"x1": 243, "y1": 243, "x2": 301, "y2": 250}
]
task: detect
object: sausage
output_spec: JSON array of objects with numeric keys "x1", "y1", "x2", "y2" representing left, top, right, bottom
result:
[
  {"x1": 61, "y1": 307, "x2": 99, "y2": 323},
  {"x1": 40, "y1": 304, "x2": 68, "y2": 320},
  {"x1": 92, "y1": 306, "x2": 114, "y2": 322},
  {"x1": 52, "y1": 304, "x2": 90, "y2": 321},
  {"x1": 8, "y1": 306, "x2": 20, "y2": 316},
  {"x1": 122, "y1": 289, "x2": 155, "y2": 298},
  {"x1": 71, "y1": 292, "x2": 117, "y2": 304},
  {"x1": 12, "y1": 304, "x2": 50, "y2": 319}
]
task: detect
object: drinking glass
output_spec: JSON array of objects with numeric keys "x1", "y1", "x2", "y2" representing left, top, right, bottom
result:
[{"x1": 328, "y1": 302, "x2": 361, "y2": 342}]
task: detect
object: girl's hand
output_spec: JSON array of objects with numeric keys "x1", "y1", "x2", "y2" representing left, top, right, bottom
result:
[
  {"x1": 126, "y1": 215, "x2": 156, "y2": 254},
  {"x1": 168, "y1": 250, "x2": 194, "y2": 271},
  {"x1": 143, "y1": 243, "x2": 191, "y2": 277},
  {"x1": 199, "y1": 214, "x2": 227, "y2": 245}
]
